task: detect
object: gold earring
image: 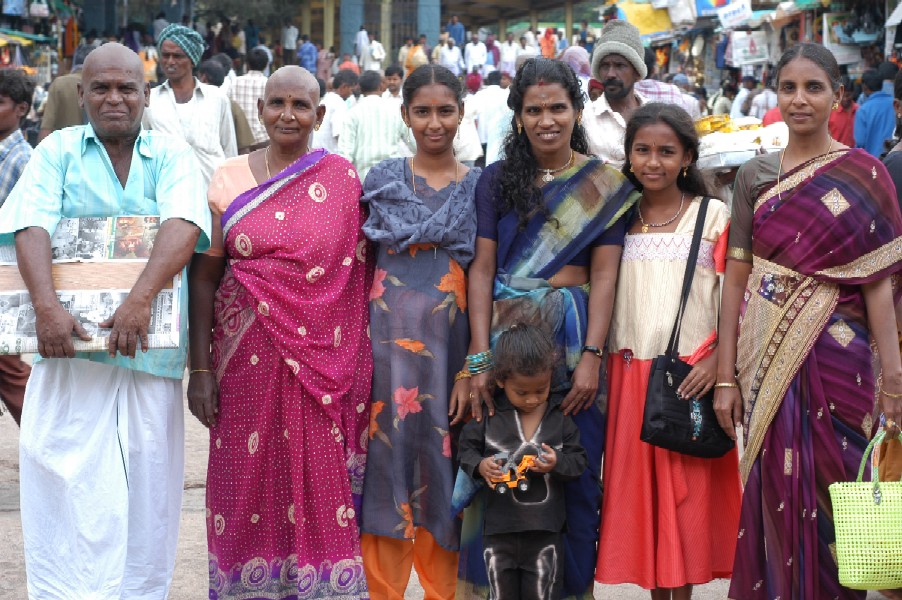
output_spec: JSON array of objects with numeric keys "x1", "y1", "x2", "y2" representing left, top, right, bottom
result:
[
  {"x1": 682, "y1": 166, "x2": 688, "y2": 178},
  {"x1": 516, "y1": 121, "x2": 522, "y2": 135},
  {"x1": 832, "y1": 102, "x2": 839, "y2": 110},
  {"x1": 577, "y1": 111, "x2": 582, "y2": 125},
  {"x1": 629, "y1": 165, "x2": 634, "y2": 173},
  {"x1": 314, "y1": 123, "x2": 321, "y2": 131}
]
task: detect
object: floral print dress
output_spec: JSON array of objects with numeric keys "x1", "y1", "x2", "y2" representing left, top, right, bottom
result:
[{"x1": 360, "y1": 159, "x2": 479, "y2": 551}]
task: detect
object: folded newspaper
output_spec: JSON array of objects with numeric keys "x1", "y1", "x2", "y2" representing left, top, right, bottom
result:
[{"x1": 0, "y1": 216, "x2": 181, "y2": 354}]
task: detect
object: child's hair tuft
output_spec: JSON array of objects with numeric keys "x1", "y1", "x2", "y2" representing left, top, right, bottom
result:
[{"x1": 494, "y1": 323, "x2": 558, "y2": 382}]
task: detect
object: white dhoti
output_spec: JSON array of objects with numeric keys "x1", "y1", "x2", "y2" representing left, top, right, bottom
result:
[{"x1": 19, "y1": 358, "x2": 184, "y2": 600}]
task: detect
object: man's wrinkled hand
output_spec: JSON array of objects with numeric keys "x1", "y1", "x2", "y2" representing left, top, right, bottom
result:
[
  {"x1": 98, "y1": 295, "x2": 152, "y2": 358},
  {"x1": 35, "y1": 303, "x2": 92, "y2": 358}
]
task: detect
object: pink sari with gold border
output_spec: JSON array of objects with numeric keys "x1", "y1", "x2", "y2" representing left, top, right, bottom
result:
[{"x1": 206, "y1": 150, "x2": 374, "y2": 600}]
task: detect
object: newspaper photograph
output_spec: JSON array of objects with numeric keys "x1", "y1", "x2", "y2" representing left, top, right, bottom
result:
[
  {"x1": 0, "y1": 215, "x2": 162, "y2": 265},
  {"x1": 0, "y1": 284, "x2": 180, "y2": 354},
  {"x1": 0, "y1": 215, "x2": 182, "y2": 354}
]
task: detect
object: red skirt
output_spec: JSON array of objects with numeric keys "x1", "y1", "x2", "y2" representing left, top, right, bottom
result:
[{"x1": 596, "y1": 352, "x2": 742, "y2": 588}]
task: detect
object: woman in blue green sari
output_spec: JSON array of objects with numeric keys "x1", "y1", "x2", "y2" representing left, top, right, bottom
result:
[{"x1": 460, "y1": 58, "x2": 638, "y2": 598}]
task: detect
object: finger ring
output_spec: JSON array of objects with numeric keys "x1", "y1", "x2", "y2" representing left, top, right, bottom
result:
[
  {"x1": 468, "y1": 393, "x2": 474, "y2": 399},
  {"x1": 887, "y1": 419, "x2": 898, "y2": 430}
]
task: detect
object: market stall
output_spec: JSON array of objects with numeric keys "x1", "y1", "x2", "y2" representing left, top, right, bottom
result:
[{"x1": 0, "y1": 28, "x2": 56, "y2": 83}]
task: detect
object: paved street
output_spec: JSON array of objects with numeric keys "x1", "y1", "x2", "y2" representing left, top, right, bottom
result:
[{"x1": 1, "y1": 387, "x2": 875, "y2": 600}]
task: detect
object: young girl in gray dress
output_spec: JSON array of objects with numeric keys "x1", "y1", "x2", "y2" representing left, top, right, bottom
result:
[{"x1": 358, "y1": 64, "x2": 481, "y2": 597}]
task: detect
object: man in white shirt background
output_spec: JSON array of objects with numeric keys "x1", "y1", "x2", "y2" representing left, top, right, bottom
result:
[
  {"x1": 583, "y1": 20, "x2": 647, "y2": 168},
  {"x1": 518, "y1": 35, "x2": 538, "y2": 59},
  {"x1": 355, "y1": 26, "x2": 370, "y2": 64},
  {"x1": 145, "y1": 24, "x2": 236, "y2": 188},
  {"x1": 749, "y1": 77, "x2": 777, "y2": 119},
  {"x1": 498, "y1": 32, "x2": 518, "y2": 76},
  {"x1": 382, "y1": 64, "x2": 404, "y2": 104},
  {"x1": 313, "y1": 69, "x2": 358, "y2": 152},
  {"x1": 474, "y1": 70, "x2": 509, "y2": 160},
  {"x1": 730, "y1": 75, "x2": 757, "y2": 119},
  {"x1": 281, "y1": 19, "x2": 298, "y2": 67},
  {"x1": 339, "y1": 71, "x2": 411, "y2": 180},
  {"x1": 464, "y1": 33, "x2": 487, "y2": 78},
  {"x1": 362, "y1": 33, "x2": 386, "y2": 73},
  {"x1": 254, "y1": 35, "x2": 273, "y2": 76},
  {"x1": 440, "y1": 38, "x2": 464, "y2": 77}
]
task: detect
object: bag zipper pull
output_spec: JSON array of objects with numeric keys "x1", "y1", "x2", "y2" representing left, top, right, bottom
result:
[{"x1": 666, "y1": 371, "x2": 673, "y2": 387}]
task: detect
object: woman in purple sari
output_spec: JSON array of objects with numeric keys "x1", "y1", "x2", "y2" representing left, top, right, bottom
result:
[
  {"x1": 187, "y1": 66, "x2": 373, "y2": 599},
  {"x1": 715, "y1": 44, "x2": 902, "y2": 600}
]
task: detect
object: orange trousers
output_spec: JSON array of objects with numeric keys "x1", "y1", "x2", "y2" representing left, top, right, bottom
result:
[{"x1": 361, "y1": 529, "x2": 458, "y2": 600}]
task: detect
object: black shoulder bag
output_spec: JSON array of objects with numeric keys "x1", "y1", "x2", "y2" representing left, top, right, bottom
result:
[{"x1": 639, "y1": 196, "x2": 735, "y2": 458}]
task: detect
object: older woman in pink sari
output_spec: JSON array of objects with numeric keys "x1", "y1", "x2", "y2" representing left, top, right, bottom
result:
[{"x1": 188, "y1": 66, "x2": 373, "y2": 599}]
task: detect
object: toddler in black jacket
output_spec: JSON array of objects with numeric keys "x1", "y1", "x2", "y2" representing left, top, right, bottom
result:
[{"x1": 459, "y1": 324, "x2": 588, "y2": 600}]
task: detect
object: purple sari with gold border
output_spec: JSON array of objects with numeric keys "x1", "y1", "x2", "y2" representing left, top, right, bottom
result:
[{"x1": 729, "y1": 148, "x2": 902, "y2": 600}]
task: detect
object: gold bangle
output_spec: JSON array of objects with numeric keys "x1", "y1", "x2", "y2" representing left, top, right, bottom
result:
[
  {"x1": 454, "y1": 369, "x2": 472, "y2": 382},
  {"x1": 713, "y1": 382, "x2": 739, "y2": 389},
  {"x1": 190, "y1": 368, "x2": 213, "y2": 374},
  {"x1": 726, "y1": 247, "x2": 753, "y2": 262},
  {"x1": 877, "y1": 373, "x2": 902, "y2": 398}
]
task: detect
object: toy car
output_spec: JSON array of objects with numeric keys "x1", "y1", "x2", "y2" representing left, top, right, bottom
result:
[{"x1": 489, "y1": 452, "x2": 537, "y2": 495}]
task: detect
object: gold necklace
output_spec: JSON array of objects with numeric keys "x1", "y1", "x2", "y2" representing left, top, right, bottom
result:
[
  {"x1": 410, "y1": 156, "x2": 460, "y2": 196},
  {"x1": 265, "y1": 145, "x2": 312, "y2": 180},
  {"x1": 777, "y1": 135, "x2": 833, "y2": 203},
  {"x1": 637, "y1": 192, "x2": 684, "y2": 234},
  {"x1": 539, "y1": 150, "x2": 575, "y2": 183}
]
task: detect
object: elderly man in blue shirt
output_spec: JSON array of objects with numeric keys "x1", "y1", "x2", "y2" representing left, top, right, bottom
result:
[{"x1": 0, "y1": 43, "x2": 211, "y2": 599}]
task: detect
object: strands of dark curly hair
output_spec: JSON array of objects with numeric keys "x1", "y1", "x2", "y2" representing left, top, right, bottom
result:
[
  {"x1": 621, "y1": 102, "x2": 712, "y2": 199},
  {"x1": 494, "y1": 323, "x2": 558, "y2": 383},
  {"x1": 498, "y1": 58, "x2": 590, "y2": 231}
]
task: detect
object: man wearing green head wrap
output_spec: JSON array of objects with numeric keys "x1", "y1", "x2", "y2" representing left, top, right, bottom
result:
[{"x1": 145, "y1": 23, "x2": 237, "y2": 189}]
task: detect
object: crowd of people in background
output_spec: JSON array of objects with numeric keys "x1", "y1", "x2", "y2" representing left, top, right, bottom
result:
[
  {"x1": 1, "y1": 10, "x2": 902, "y2": 600},
  {"x1": 22, "y1": 11, "x2": 902, "y2": 165}
]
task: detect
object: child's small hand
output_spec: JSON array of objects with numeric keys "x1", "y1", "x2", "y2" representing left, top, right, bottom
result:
[
  {"x1": 478, "y1": 456, "x2": 503, "y2": 484},
  {"x1": 529, "y1": 444, "x2": 557, "y2": 473}
]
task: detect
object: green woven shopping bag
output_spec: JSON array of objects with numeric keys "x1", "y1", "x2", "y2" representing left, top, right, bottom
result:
[{"x1": 828, "y1": 429, "x2": 902, "y2": 590}]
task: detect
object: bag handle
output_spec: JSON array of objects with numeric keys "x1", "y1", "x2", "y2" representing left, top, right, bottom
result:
[
  {"x1": 856, "y1": 429, "x2": 886, "y2": 484},
  {"x1": 666, "y1": 195, "x2": 711, "y2": 357}
]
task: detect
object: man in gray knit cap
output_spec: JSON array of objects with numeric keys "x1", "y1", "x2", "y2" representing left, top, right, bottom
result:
[{"x1": 583, "y1": 19, "x2": 648, "y2": 168}]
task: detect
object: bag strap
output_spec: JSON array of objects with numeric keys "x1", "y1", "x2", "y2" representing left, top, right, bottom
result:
[
  {"x1": 666, "y1": 195, "x2": 710, "y2": 357},
  {"x1": 856, "y1": 429, "x2": 886, "y2": 484}
]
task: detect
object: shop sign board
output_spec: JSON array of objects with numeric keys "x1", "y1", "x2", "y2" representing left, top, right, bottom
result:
[
  {"x1": 717, "y1": 0, "x2": 752, "y2": 29},
  {"x1": 823, "y1": 13, "x2": 863, "y2": 65},
  {"x1": 730, "y1": 30, "x2": 769, "y2": 65},
  {"x1": 696, "y1": 0, "x2": 729, "y2": 18}
]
